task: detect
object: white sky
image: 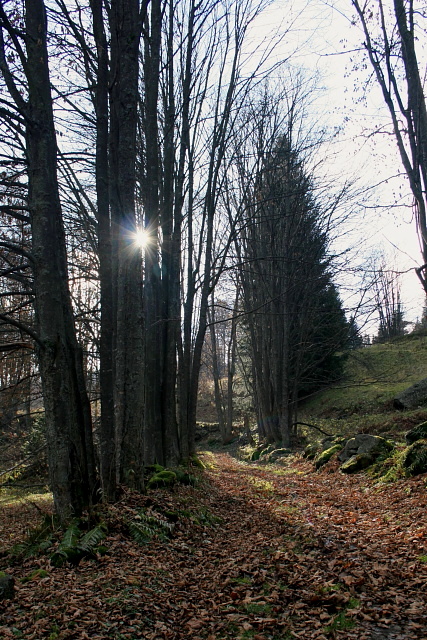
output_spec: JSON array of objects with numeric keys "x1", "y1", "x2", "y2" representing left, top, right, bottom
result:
[{"x1": 253, "y1": 0, "x2": 426, "y2": 330}]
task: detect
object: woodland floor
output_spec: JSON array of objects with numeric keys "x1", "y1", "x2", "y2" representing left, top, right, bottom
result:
[{"x1": 0, "y1": 452, "x2": 427, "y2": 640}]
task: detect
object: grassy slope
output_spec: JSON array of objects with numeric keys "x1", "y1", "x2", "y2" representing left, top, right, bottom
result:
[{"x1": 298, "y1": 331, "x2": 427, "y2": 442}]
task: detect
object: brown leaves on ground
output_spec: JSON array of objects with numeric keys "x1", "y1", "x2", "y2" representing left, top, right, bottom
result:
[{"x1": 1, "y1": 454, "x2": 426, "y2": 639}]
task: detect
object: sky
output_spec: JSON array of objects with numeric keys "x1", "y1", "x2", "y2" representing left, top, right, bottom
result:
[{"x1": 252, "y1": 0, "x2": 427, "y2": 331}]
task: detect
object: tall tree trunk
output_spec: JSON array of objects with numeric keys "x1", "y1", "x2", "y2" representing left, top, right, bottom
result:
[
  {"x1": 142, "y1": 0, "x2": 164, "y2": 465},
  {"x1": 208, "y1": 301, "x2": 227, "y2": 441},
  {"x1": 109, "y1": 0, "x2": 144, "y2": 488},
  {"x1": 90, "y1": 0, "x2": 116, "y2": 500},
  {"x1": 25, "y1": 0, "x2": 97, "y2": 520}
]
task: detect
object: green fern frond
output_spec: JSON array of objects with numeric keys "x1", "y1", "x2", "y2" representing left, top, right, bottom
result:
[
  {"x1": 77, "y1": 524, "x2": 107, "y2": 555},
  {"x1": 59, "y1": 522, "x2": 80, "y2": 550},
  {"x1": 129, "y1": 510, "x2": 174, "y2": 544},
  {"x1": 129, "y1": 521, "x2": 157, "y2": 544},
  {"x1": 50, "y1": 521, "x2": 108, "y2": 566},
  {"x1": 404, "y1": 440, "x2": 427, "y2": 476}
]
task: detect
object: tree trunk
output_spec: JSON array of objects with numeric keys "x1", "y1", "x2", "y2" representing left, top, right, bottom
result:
[
  {"x1": 90, "y1": 0, "x2": 116, "y2": 500},
  {"x1": 109, "y1": 0, "x2": 144, "y2": 488},
  {"x1": 25, "y1": 0, "x2": 97, "y2": 520}
]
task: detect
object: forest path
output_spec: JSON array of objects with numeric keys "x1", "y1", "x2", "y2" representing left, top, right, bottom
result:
[{"x1": 1, "y1": 452, "x2": 427, "y2": 640}]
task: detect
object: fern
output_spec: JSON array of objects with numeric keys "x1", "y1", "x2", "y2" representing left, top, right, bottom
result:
[
  {"x1": 9, "y1": 520, "x2": 54, "y2": 559},
  {"x1": 404, "y1": 440, "x2": 427, "y2": 477},
  {"x1": 60, "y1": 521, "x2": 80, "y2": 549},
  {"x1": 50, "y1": 522, "x2": 107, "y2": 567},
  {"x1": 77, "y1": 524, "x2": 107, "y2": 555},
  {"x1": 129, "y1": 510, "x2": 174, "y2": 544}
]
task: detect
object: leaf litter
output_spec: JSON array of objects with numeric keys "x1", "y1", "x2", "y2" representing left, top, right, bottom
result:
[{"x1": 0, "y1": 452, "x2": 426, "y2": 639}]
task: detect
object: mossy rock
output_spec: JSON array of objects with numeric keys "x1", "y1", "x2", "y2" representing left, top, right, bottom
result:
[
  {"x1": 340, "y1": 453, "x2": 374, "y2": 474},
  {"x1": 402, "y1": 439, "x2": 427, "y2": 476},
  {"x1": 190, "y1": 454, "x2": 206, "y2": 469},
  {"x1": 258, "y1": 444, "x2": 278, "y2": 459},
  {"x1": 147, "y1": 470, "x2": 177, "y2": 489},
  {"x1": 267, "y1": 448, "x2": 293, "y2": 462},
  {"x1": 406, "y1": 422, "x2": 427, "y2": 445},
  {"x1": 338, "y1": 435, "x2": 392, "y2": 463},
  {"x1": 303, "y1": 442, "x2": 320, "y2": 460},
  {"x1": 251, "y1": 449, "x2": 262, "y2": 461},
  {"x1": 145, "y1": 463, "x2": 165, "y2": 475},
  {"x1": 315, "y1": 443, "x2": 343, "y2": 469}
]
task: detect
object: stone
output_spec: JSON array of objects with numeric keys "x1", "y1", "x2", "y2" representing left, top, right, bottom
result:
[
  {"x1": 267, "y1": 448, "x2": 292, "y2": 462},
  {"x1": 405, "y1": 421, "x2": 427, "y2": 444},
  {"x1": 394, "y1": 378, "x2": 427, "y2": 410},
  {"x1": 340, "y1": 453, "x2": 375, "y2": 474},
  {"x1": 315, "y1": 444, "x2": 343, "y2": 469},
  {"x1": 303, "y1": 443, "x2": 320, "y2": 460},
  {"x1": 338, "y1": 434, "x2": 392, "y2": 464},
  {"x1": 0, "y1": 572, "x2": 15, "y2": 600}
]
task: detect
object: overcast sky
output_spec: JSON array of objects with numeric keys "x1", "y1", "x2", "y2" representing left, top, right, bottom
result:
[{"x1": 252, "y1": 0, "x2": 426, "y2": 329}]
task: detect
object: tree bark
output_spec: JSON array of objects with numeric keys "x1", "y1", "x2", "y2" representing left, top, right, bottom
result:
[
  {"x1": 24, "y1": 0, "x2": 97, "y2": 520},
  {"x1": 90, "y1": 0, "x2": 116, "y2": 500},
  {"x1": 109, "y1": 0, "x2": 144, "y2": 487}
]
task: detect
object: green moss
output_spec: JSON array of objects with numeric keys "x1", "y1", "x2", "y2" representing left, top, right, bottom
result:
[
  {"x1": 340, "y1": 452, "x2": 374, "y2": 474},
  {"x1": 146, "y1": 463, "x2": 165, "y2": 474},
  {"x1": 20, "y1": 569, "x2": 49, "y2": 583},
  {"x1": 406, "y1": 421, "x2": 427, "y2": 444},
  {"x1": 147, "y1": 470, "x2": 177, "y2": 489},
  {"x1": 402, "y1": 439, "x2": 427, "y2": 476},
  {"x1": 174, "y1": 469, "x2": 197, "y2": 486},
  {"x1": 190, "y1": 454, "x2": 206, "y2": 469},
  {"x1": 315, "y1": 443, "x2": 343, "y2": 469},
  {"x1": 243, "y1": 602, "x2": 272, "y2": 615}
]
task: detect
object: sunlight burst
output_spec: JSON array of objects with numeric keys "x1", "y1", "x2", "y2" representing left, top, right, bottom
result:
[{"x1": 134, "y1": 228, "x2": 150, "y2": 250}]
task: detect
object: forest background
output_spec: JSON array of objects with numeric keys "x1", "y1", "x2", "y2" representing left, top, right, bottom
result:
[{"x1": 0, "y1": 0, "x2": 427, "y2": 522}]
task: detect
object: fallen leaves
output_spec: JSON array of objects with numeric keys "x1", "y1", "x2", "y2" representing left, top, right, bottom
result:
[{"x1": 0, "y1": 453, "x2": 426, "y2": 639}]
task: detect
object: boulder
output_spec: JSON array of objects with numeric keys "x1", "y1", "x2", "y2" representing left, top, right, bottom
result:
[
  {"x1": 338, "y1": 434, "x2": 392, "y2": 464},
  {"x1": 340, "y1": 453, "x2": 374, "y2": 474},
  {"x1": 315, "y1": 444, "x2": 343, "y2": 469},
  {"x1": 402, "y1": 439, "x2": 427, "y2": 476},
  {"x1": 394, "y1": 378, "x2": 427, "y2": 410},
  {"x1": 0, "y1": 572, "x2": 15, "y2": 600},
  {"x1": 266, "y1": 448, "x2": 292, "y2": 462},
  {"x1": 303, "y1": 443, "x2": 320, "y2": 460},
  {"x1": 406, "y1": 421, "x2": 427, "y2": 445}
]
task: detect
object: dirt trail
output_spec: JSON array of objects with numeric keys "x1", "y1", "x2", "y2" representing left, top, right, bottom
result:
[{"x1": 1, "y1": 453, "x2": 426, "y2": 639}]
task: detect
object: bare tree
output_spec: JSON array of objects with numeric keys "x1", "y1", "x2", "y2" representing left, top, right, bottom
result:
[
  {"x1": 351, "y1": 0, "x2": 427, "y2": 292},
  {"x1": 0, "y1": 0, "x2": 97, "y2": 520}
]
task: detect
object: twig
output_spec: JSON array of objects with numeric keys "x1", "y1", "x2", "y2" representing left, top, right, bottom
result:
[
  {"x1": 0, "y1": 444, "x2": 47, "y2": 479},
  {"x1": 292, "y1": 422, "x2": 333, "y2": 437}
]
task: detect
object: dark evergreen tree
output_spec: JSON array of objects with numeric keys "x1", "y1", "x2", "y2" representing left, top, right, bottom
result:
[{"x1": 238, "y1": 135, "x2": 349, "y2": 445}]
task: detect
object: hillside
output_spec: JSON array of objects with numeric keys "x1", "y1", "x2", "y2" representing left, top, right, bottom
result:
[{"x1": 298, "y1": 332, "x2": 427, "y2": 442}]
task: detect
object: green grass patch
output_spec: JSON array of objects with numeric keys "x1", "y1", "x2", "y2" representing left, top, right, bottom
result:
[
  {"x1": 298, "y1": 335, "x2": 427, "y2": 442},
  {"x1": 247, "y1": 476, "x2": 274, "y2": 493},
  {"x1": 324, "y1": 611, "x2": 356, "y2": 632},
  {"x1": 243, "y1": 602, "x2": 272, "y2": 615}
]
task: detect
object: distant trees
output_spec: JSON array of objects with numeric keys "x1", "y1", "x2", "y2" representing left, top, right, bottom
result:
[{"x1": 371, "y1": 263, "x2": 406, "y2": 342}]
